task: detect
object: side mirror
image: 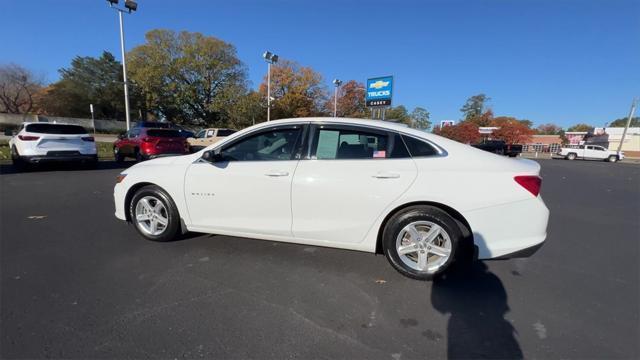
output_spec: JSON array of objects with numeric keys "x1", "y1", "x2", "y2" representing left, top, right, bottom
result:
[
  {"x1": 117, "y1": 133, "x2": 125, "y2": 139},
  {"x1": 202, "y1": 148, "x2": 223, "y2": 162}
]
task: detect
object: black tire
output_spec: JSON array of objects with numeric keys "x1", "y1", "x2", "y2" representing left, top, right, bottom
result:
[
  {"x1": 607, "y1": 155, "x2": 618, "y2": 163},
  {"x1": 382, "y1": 205, "x2": 462, "y2": 281},
  {"x1": 129, "y1": 185, "x2": 181, "y2": 242},
  {"x1": 566, "y1": 153, "x2": 577, "y2": 160},
  {"x1": 10, "y1": 146, "x2": 26, "y2": 170},
  {"x1": 114, "y1": 147, "x2": 125, "y2": 163},
  {"x1": 134, "y1": 148, "x2": 144, "y2": 162}
]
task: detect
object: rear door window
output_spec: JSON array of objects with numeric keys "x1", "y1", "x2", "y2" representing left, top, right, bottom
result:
[
  {"x1": 25, "y1": 124, "x2": 87, "y2": 134},
  {"x1": 312, "y1": 126, "x2": 389, "y2": 159},
  {"x1": 402, "y1": 135, "x2": 439, "y2": 157},
  {"x1": 147, "y1": 129, "x2": 181, "y2": 138},
  {"x1": 217, "y1": 129, "x2": 236, "y2": 137}
]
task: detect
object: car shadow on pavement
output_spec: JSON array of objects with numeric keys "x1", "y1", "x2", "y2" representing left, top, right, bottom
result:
[
  {"x1": 431, "y1": 260, "x2": 523, "y2": 359},
  {"x1": 0, "y1": 160, "x2": 132, "y2": 175}
]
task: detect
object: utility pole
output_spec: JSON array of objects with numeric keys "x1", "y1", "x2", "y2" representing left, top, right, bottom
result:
[
  {"x1": 616, "y1": 98, "x2": 638, "y2": 154},
  {"x1": 263, "y1": 51, "x2": 278, "y2": 121},
  {"x1": 332, "y1": 79, "x2": 342, "y2": 117},
  {"x1": 107, "y1": 0, "x2": 138, "y2": 131}
]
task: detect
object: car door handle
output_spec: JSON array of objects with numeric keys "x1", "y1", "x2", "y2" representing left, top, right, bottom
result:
[
  {"x1": 372, "y1": 172, "x2": 400, "y2": 179},
  {"x1": 264, "y1": 171, "x2": 289, "y2": 177}
]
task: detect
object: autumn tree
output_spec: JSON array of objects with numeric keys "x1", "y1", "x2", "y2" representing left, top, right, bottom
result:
[
  {"x1": 433, "y1": 121, "x2": 480, "y2": 144},
  {"x1": 325, "y1": 80, "x2": 368, "y2": 118},
  {"x1": 465, "y1": 109, "x2": 494, "y2": 127},
  {"x1": 460, "y1": 94, "x2": 490, "y2": 120},
  {"x1": 259, "y1": 59, "x2": 327, "y2": 119},
  {"x1": 128, "y1": 29, "x2": 248, "y2": 125},
  {"x1": 490, "y1": 116, "x2": 535, "y2": 144},
  {"x1": 0, "y1": 64, "x2": 43, "y2": 114},
  {"x1": 536, "y1": 123, "x2": 563, "y2": 135},
  {"x1": 409, "y1": 107, "x2": 431, "y2": 130},
  {"x1": 567, "y1": 123, "x2": 594, "y2": 132},
  {"x1": 37, "y1": 52, "x2": 141, "y2": 119}
]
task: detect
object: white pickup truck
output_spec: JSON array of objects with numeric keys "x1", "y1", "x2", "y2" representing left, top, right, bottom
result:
[{"x1": 558, "y1": 145, "x2": 624, "y2": 163}]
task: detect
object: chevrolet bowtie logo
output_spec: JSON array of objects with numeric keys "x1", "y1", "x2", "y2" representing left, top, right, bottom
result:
[{"x1": 369, "y1": 80, "x2": 389, "y2": 89}]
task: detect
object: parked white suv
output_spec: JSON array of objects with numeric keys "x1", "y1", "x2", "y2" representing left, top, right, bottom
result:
[
  {"x1": 558, "y1": 145, "x2": 624, "y2": 162},
  {"x1": 9, "y1": 123, "x2": 98, "y2": 166}
]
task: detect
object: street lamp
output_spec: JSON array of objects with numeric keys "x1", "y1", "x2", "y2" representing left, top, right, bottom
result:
[
  {"x1": 332, "y1": 79, "x2": 342, "y2": 117},
  {"x1": 263, "y1": 51, "x2": 278, "y2": 121},
  {"x1": 106, "y1": 0, "x2": 138, "y2": 131}
]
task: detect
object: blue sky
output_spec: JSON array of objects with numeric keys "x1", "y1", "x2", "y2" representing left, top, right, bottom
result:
[{"x1": 1, "y1": 0, "x2": 638, "y2": 127}]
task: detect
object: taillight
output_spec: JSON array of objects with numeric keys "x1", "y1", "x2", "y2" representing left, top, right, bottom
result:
[
  {"x1": 82, "y1": 136, "x2": 95, "y2": 142},
  {"x1": 115, "y1": 174, "x2": 127, "y2": 183},
  {"x1": 18, "y1": 135, "x2": 39, "y2": 141},
  {"x1": 514, "y1": 176, "x2": 542, "y2": 197}
]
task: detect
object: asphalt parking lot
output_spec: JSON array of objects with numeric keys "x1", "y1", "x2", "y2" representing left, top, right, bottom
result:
[{"x1": 1, "y1": 159, "x2": 639, "y2": 359}]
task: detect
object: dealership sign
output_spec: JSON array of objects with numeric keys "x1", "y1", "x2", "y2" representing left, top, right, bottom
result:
[{"x1": 366, "y1": 76, "x2": 393, "y2": 107}]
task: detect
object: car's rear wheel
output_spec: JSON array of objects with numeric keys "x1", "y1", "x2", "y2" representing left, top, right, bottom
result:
[
  {"x1": 607, "y1": 155, "x2": 618, "y2": 163},
  {"x1": 382, "y1": 206, "x2": 461, "y2": 280},
  {"x1": 10, "y1": 146, "x2": 26, "y2": 169},
  {"x1": 566, "y1": 153, "x2": 577, "y2": 160},
  {"x1": 130, "y1": 185, "x2": 180, "y2": 242}
]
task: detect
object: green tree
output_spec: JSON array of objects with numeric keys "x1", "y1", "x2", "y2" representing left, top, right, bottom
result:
[
  {"x1": 37, "y1": 51, "x2": 141, "y2": 119},
  {"x1": 609, "y1": 117, "x2": 640, "y2": 127},
  {"x1": 567, "y1": 123, "x2": 594, "y2": 132},
  {"x1": 409, "y1": 107, "x2": 431, "y2": 130},
  {"x1": 460, "y1": 94, "x2": 490, "y2": 120},
  {"x1": 128, "y1": 29, "x2": 248, "y2": 125},
  {"x1": 384, "y1": 105, "x2": 411, "y2": 125},
  {"x1": 226, "y1": 90, "x2": 265, "y2": 129}
]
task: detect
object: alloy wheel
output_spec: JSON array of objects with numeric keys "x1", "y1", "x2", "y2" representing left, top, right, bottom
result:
[
  {"x1": 134, "y1": 196, "x2": 169, "y2": 236},
  {"x1": 395, "y1": 221, "x2": 452, "y2": 273}
]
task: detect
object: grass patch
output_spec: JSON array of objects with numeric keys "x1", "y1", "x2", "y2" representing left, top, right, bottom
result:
[
  {"x1": 0, "y1": 140, "x2": 114, "y2": 162},
  {"x1": 0, "y1": 140, "x2": 9, "y2": 161}
]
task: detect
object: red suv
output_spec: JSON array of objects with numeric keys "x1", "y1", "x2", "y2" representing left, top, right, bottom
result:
[{"x1": 114, "y1": 128, "x2": 190, "y2": 162}]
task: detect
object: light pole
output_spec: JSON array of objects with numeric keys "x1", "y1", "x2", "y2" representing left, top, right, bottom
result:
[
  {"x1": 332, "y1": 79, "x2": 342, "y2": 117},
  {"x1": 107, "y1": 0, "x2": 138, "y2": 131},
  {"x1": 263, "y1": 51, "x2": 278, "y2": 121}
]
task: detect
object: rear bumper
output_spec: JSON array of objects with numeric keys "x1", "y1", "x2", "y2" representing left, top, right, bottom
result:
[
  {"x1": 20, "y1": 154, "x2": 97, "y2": 163},
  {"x1": 463, "y1": 197, "x2": 549, "y2": 259}
]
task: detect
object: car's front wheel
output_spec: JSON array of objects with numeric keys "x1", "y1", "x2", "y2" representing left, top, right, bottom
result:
[
  {"x1": 607, "y1": 155, "x2": 618, "y2": 163},
  {"x1": 382, "y1": 206, "x2": 461, "y2": 280},
  {"x1": 114, "y1": 147, "x2": 125, "y2": 163},
  {"x1": 129, "y1": 185, "x2": 180, "y2": 242}
]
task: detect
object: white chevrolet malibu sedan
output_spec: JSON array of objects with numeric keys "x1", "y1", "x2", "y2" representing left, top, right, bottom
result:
[{"x1": 114, "y1": 118, "x2": 549, "y2": 280}]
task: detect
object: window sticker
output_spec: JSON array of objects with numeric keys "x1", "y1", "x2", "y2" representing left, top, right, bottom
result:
[{"x1": 316, "y1": 130, "x2": 339, "y2": 159}]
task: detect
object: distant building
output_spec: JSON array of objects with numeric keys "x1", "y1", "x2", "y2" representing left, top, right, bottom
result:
[
  {"x1": 521, "y1": 135, "x2": 562, "y2": 153},
  {"x1": 440, "y1": 120, "x2": 455, "y2": 127}
]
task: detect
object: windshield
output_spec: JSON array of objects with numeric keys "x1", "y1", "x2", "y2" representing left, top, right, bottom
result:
[{"x1": 25, "y1": 124, "x2": 87, "y2": 134}]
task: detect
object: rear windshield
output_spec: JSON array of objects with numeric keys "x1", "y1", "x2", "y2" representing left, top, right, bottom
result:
[
  {"x1": 217, "y1": 129, "x2": 236, "y2": 137},
  {"x1": 136, "y1": 122, "x2": 172, "y2": 128},
  {"x1": 25, "y1": 124, "x2": 87, "y2": 134},
  {"x1": 146, "y1": 129, "x2": 181, "y2": 138}
]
